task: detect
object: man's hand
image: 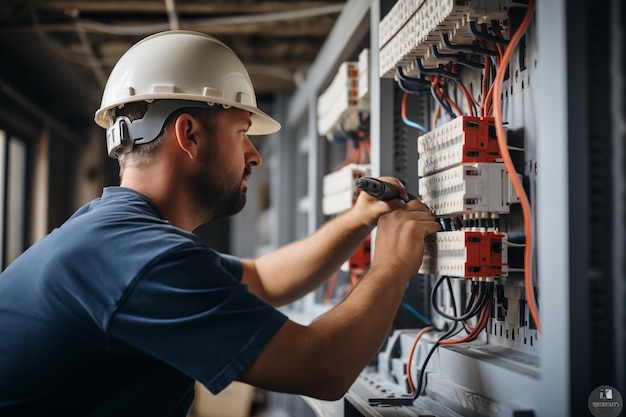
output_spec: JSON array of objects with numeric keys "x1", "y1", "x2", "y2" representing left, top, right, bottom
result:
[
  {"x1": 352, "y1": 176, "x2": 412, "y2": 227},
  {"x1": 372, "y1": 198, "x2": 441, "y2": 276},
  {"x1": 239, "y1": 187, "x2": 441, "y2": 400}
]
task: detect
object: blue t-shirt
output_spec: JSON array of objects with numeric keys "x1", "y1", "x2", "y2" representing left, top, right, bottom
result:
[{"x1": 0, "y1": 187, "x2": 288, "y2": 416}]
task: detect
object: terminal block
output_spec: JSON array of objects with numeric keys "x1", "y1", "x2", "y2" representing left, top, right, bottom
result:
[
  {"x1": 322, "y1": 163, "x2": 371, "y2": 215},
  {"x1": 419, "y1": 230, "x2": 507, "y2": 278},
  {"x1": 418, "y1": 116, "x2": 500, "y2": 177},
  {"x1": 358, "y1": 48, "x2": 371, "y2": 101},
  {"x1": 379, "y1": 0, "x2": 512, "y2": 78},
  {"x1": 317, "y1": 61, "x2": 369, "y2": 139},
  {"x1": 418, "y1": 162, "x2": 517, "y2": 216}
]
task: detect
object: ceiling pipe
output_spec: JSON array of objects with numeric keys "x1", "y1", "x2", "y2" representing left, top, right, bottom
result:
[
  {"x1": 76, "y1": 24, "x2": 107, "y2": 89},
  {"x1": 75, "y1": 4, "x2": 345, "y2": 36},
  {"x1": 164, "y1": 0, "x2": 180, "y2": 30}
]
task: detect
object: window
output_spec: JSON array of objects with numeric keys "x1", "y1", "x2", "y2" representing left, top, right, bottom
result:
[{"x1": 0, "y1": 128, "x2": 28, "y2": 269}]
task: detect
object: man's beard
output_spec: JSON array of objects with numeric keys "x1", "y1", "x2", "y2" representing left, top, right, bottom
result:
[{"x1": 192, "y1": 165, "x2": 251, "y2": 224}]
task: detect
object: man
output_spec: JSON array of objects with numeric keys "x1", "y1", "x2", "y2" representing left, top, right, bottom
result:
[{"x1": 0, "y1": 31, "x2": 440, "y2": 416}]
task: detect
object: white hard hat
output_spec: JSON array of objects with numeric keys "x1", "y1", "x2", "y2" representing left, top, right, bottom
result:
[{"x1": 94, "y1": 30, "x2": 281, "y2": 156}]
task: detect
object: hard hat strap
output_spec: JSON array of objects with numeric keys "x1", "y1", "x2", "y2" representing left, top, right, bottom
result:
[{"x1": 105, "y1": 100, "x2": 217, "y2": 158}]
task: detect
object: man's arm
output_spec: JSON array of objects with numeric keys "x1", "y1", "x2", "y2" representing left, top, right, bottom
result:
[
  {"x1": 237, "y1": 199, "x2": 441, "y2": 400},
  {"x1": 241, "y1": 177, "x2": 410, "y2": 306}
]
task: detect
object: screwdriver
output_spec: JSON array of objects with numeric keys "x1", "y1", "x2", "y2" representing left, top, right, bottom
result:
[{"x1": 354, "y1": 176, "x2": 417, "y2": 202}]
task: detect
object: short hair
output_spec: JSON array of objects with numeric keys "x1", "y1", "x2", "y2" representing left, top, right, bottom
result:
[{"x1": 113, "y1": 101, "x2": 221, "y2": 179}]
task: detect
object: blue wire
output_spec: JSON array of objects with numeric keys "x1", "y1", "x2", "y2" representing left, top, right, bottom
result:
[
  {"x1": 400, "y1": 301, "x2": 432, "y2": 325},
  {"x1": 402, "y1": 116, "x2": 428, "y2": 133}
]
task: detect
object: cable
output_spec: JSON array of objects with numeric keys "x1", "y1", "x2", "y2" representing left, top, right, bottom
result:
[
  {"x1": 431, "y1": 276, "x2": 488, "y2": 322},
  {"x1": 445, "y1": 95, "x2": 463, "y2": 118},
  {"x1": 480, "y1": 45, "x2": 492, "y2": 117},
  {"x1": 430, "y1": 85, "x2": 456, "y2": 119},
  {"x1": 409, "y1": 280, "x2": 493, "y2": 398},
  {"x1": 411, "y1": 323, "x2": 462, "y2": 400},
  {"x1": 432, "y1": 104, "x2": 441, "y2": 129},
  {"x1": 490, "y1": 0, "x2": 540, "y2": 332},
  {"x1": 73, "y1": 4, "x2": 346, "y2": 36},
  {"x1": 469, "y1": 21, "x2": 510, "y2": 46},
  {"x1": 440, "y1": 297, "x2": 492, "y2": 345},
  {"x1": 460, "y1": 281, "x2": 480, "y2": 332},
  {"x1": 406, "y1": 326, "x2": 435, "y2": 394},
  {"x1": 440, "y1": 282, "x2": 494, "y2": 345},
  {"x1": 441, "y1": 33, "x2": 499, "y2": 57},
  {"x1": 400, "y1": 302, "x2": 432, "y2": 326},
  {"x1": 401, "y1": 92, "x2": 428, "y2": 133},
  {"x1": 396, "y1": 67, "x2": 431, "y2": 86},
  {"x1": 458, "y1": 78, "x2": 477, "y2": 117}
]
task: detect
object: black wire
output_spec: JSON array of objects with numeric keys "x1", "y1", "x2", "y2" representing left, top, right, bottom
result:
[
  {"x1": 413, "y1": 281, "x2": 495, "y2": 401},
  {"x1": 411, "y1": 323, "x2": 463, "y2": 400},
  {"x1": 396, "y1": 78, "x2": 432, "y2": 95},
  {"x1": 430, "y1": 85, "x2": 456, "y2": 119},
  {"x1": 464, "y1": 281, "x2": 479, "y2": 314},
  {"x1": 469, "y1": 21, "x2": 509, "y2": 46},
  {"x1": 431, "y1": 276, "x2": 488, "y2": 321},
  {"x1": 454, "y1": 77, "x2": 479, "y2": 116},
  {"x1": 396, "y1": 66, "x2": 430, "y2": 86},
  {"x1": 411, "y1": 274, "x2": 462, "y2": 400},
  {"x1": 441, "y1": 33, "x2": 499, "y2": 57},
  {"x1": 460, "y1": 281, "x2": 479, "y2": 333}
]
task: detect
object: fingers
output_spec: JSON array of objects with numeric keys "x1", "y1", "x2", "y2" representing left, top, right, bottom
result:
[
  {"x1": 352, "y1": 176, "x2": 436, "y2": 227},
  {"x1": 420, "y1": 219, "x2": 443, "y2": 237},
  {"x1": 373, "y1": 176, "x2": 409, "y2": 202},
  {"x1": 403, "y1": 198, "x2": 434, "y2": 214},
  {"x1": 372, "y1": 214, "x2": 441, "y2": 274}
]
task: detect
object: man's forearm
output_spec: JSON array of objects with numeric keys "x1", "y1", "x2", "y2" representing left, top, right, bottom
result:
[
  {"x1": 238, "y1": 262, "x2": 413, "y2": 400},
  {"x1": 251, "y1": 208, "x2": 374, "y2": 306}
]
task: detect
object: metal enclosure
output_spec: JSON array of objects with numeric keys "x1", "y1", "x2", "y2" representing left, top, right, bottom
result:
[{"x1": 233, "y1": 0, "x2": 625, "y2": 415}]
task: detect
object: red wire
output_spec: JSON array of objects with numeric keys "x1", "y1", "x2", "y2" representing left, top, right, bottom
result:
[
  {"x1": 458, "y1": 79, "x2": 477, "y2": 117},
  {"x1": 440, "y1": 298, "x2": 493, "y2": 345},
  {"x1": 491, "y1": 0, "x2": 540, "y2": 333},
  {"x1": 406, "y1": 326, "x2": 435, "y2": 395},
  {"x1": 432, "y1": 104, "x2": 441, "y2": 128},
  {"x1": 480, "y1": 49, "x2": 491, "y2": 117},
  {"x1": 446, "y1": 95, "x2": 463, "y2": 117}
]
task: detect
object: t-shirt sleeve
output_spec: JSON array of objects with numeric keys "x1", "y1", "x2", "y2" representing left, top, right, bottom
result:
[{"x1": 106, "y1": 244, "x2": 288, "y2": 394}]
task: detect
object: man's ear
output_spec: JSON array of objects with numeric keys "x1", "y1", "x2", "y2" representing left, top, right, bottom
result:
[{"x1": 173, "y1": 113, "x2": 200, "y2": 159}]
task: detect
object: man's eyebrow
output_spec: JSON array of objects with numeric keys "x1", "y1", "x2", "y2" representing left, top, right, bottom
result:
[{"x1": 240, "y1": 117, "x2": 252, "y2": 130}]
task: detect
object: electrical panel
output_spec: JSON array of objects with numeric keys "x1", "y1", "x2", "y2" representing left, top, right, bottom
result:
[
  {"x1": 356, "y1": 0, "x2": 541, "y2": 415},
  {"x1": 277, "y1": 0, "x2": 623, "y2": 415}
]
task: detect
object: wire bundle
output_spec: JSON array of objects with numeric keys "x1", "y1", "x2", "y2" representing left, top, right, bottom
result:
[
  {"x1": 331, "y1": 112, "x2": 371, "y2": 171},
  {"x1": 401, "y1": 0, "x2": 538, "y2": 402},
  {"x1": 406, "y1": 277, "x2": 494, "y2": 397}
]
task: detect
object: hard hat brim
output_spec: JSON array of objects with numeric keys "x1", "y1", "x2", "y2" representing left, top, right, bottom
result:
[{"x1": 95, "y1": 95, "x2": 281, "y2": 136}]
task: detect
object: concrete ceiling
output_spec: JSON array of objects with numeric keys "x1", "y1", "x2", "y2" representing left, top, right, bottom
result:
[{"x1": 0, "y1": 0, "x2": 345, "y2": 136}]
